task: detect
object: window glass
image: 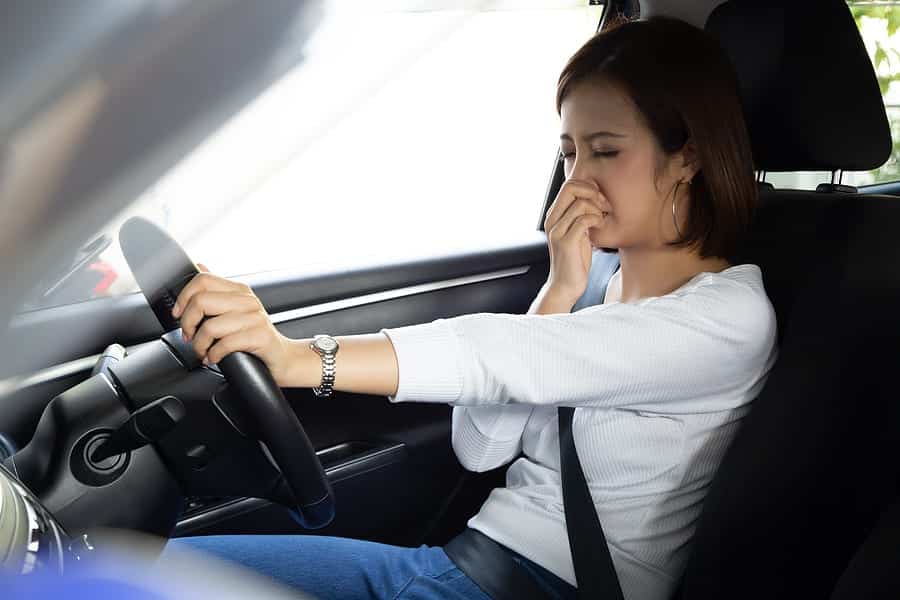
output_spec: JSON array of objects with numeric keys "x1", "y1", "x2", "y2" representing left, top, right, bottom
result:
[
  {"x1": 27, "y1": 1, "x2": 604, "y2": 310},
  {"x1": 767, "y1": 2, "x2": 900, "y2": 189}
]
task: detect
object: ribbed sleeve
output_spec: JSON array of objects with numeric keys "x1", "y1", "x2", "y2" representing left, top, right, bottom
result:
[
  {"x1": 380, "y1": 318, "x2": 464, "y2": 404},
  {"x1": 450, "y1": 405, "x2": 534, "y2": 472},
  {"x1": 380, "y1": 266, "x2": 776, "y2": 414}
]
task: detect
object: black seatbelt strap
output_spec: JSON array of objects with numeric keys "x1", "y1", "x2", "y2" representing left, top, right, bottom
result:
[{"x1": 558, "y1": 405, "x2": 625, "y2": 600}]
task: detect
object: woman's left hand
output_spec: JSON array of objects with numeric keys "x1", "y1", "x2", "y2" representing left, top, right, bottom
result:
[{"x1": 171, "y1": 264, "x2": 296, "y2": 385}]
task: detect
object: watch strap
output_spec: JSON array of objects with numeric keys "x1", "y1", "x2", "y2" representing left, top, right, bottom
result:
[{"x1": 311, "y1": 336, "x2": 337, "y2": 397}]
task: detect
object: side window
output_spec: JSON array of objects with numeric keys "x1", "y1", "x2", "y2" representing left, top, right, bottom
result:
[
  {"x1": 767, "y1": 2, "x2": 900, "y2": 189},
  {"x1": 26, "y1": 2, "x2": 605, "y2": 311}
]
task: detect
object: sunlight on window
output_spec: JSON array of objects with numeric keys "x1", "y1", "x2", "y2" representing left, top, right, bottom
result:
[{"x1": 94, "y1": 1, "x2": 604, "y2": 298}]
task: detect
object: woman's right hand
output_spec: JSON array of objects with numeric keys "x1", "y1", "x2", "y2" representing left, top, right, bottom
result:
[
  {"x1": 542, "y1": 178, "x2": 609, "y2": 301},
  {"x1": 173, "y1": 264, "x2": 297, "y2": 386}
]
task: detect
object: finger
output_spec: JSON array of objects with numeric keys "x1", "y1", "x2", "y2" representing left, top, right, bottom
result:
[
  {"x1": 544, "y1": 179, "x2": 601, "y2": 233},
  {"x1": 566, "y1": 178, "x2": 600, "y2": 192},
  {"x1": 192, "y1": 311, "x2": 265, "y2": 360},
  {"x1": 549, "y1": 198, "x2": 603, "y2": 241},
  {"x1": 561, "y1": 212, "x2": 606, "y2": 243},
  {"x1": 205, "y1": 328, "x2": 269, "y2": 365},
  {"x1": 197, "y1": 263, "x2": 210, "y2": 273},
  {"x1": 563, "y1": 213, "x2": 606, "y2": 239},
  {"x1": 173, "y1": 273, "x2": 250, "y2": 319},
  {"x1": 545, "y1": 180, "x2": 594, "y2": 232},
  {"x1": 180, "y1": 291, "x2": 261, "y2": 340}
]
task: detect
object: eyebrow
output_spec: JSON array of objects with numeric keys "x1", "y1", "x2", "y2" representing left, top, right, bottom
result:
[{"x1": 560, "y1": 131, "x2": 628, "y2": 142}]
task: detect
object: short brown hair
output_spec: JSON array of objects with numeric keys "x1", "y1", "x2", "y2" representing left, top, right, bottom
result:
[{"x1": 556, "y1": 15, "x2": 756, "y2": 259}]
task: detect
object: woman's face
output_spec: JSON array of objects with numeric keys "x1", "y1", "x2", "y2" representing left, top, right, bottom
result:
[{"x1": 559, "y1": 77, "x2": 695, "y2": 252}]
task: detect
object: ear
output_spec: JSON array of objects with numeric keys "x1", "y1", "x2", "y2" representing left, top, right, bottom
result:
[{"x1": 677, "y1": 138, "x2": 700, "y2": 182}]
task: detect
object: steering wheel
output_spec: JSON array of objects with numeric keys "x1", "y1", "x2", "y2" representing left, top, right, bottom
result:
[{"x1": 119, "y1": 217, "x2": 334, "y2": 529}]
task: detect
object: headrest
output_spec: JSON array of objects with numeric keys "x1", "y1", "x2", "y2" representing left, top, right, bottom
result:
[{"x1": 704, "y1": 0, "x2": 892, "y2": 172}]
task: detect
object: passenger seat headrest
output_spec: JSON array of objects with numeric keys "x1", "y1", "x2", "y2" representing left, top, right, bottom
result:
[{"x1": 704, "y1": 0, "x2": 891, "y2": 172}]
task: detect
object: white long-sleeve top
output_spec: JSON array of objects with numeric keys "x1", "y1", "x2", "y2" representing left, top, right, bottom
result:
[{"x1": 379, "y1": 263, "x2": 779, "y2": 600}]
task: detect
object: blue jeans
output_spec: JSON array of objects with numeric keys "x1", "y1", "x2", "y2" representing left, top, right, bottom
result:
[{"x1": 165, "y1": 534, "x2": 493, "y2": 599}]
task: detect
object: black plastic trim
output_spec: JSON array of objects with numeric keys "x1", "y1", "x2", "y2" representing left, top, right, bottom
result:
[
  {"x1": 173, "y1": 441, "x2": 407, "y2": 535},
  {"x1": 5, "y1": 234, "x2": 548, "y2": 378}
]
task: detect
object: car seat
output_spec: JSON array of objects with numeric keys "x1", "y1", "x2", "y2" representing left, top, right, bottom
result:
[{"x1": 676, "y1": 1, "x2": 899, "y2": 598}]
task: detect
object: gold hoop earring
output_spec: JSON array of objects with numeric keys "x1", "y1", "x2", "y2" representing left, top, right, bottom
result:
[{"x1": 671, "y1": 180, "x2": 688, "y2": 239}]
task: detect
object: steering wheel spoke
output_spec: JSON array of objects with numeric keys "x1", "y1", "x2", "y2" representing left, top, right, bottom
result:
[{"x1": 119, "y1": 217, "x2": 335, "y2": 529}]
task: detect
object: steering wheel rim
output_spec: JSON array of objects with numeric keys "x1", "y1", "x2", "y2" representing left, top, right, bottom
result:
[{"x1": 119, "y1": 217, "x2": 335, "y2": 529}]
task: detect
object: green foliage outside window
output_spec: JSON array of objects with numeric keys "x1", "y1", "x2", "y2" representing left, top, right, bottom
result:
[{"x1": 851, "y1": 3, "x2": 900, "y2": 182}]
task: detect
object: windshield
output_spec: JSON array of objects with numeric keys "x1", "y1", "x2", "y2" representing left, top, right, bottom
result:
[{"x1": 22, "y1": 0, "x2": 605, "y2": 311}]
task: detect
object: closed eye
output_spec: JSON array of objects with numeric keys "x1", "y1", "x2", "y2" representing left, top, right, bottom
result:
[{"x1": 560, "y1": 150, "x2": 619, "y2": 160}]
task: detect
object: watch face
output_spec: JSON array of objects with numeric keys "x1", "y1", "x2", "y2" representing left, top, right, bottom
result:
[{"x1": 317, "y1": 337, "x2": 337, "y2": 352}]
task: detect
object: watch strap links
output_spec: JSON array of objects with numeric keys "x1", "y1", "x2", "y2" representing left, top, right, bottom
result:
[
  {"x1": 312, "y1": 353, "x2": 336, "y2": 397},
  {"x1": 310, "y1": 335, "x2": 338, "y2": 398}
]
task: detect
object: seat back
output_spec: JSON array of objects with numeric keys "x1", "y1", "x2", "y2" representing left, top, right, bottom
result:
[
  {"x1": 682, "y1": 189, "x2": 900, "y2": 599},
  {"x1": 677, "y1": 1, "x2": 899, "y2": 598},
  {"x1": 830, "y1": 493, "x2": 900, "y2": 599}
]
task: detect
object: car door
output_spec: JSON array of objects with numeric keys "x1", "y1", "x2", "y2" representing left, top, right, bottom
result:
[{"x1": 0, "y1": 1, "x2": 610, "y2": 548}]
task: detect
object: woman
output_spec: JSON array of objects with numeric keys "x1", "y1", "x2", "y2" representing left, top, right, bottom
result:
[{"x1": 165, "y1": 15, "x2": 779, "y2": 600}]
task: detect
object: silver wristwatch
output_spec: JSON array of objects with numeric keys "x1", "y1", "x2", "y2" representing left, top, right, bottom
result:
[{"x1": 309, "y1": 334, "x2": 339, "y2": 397}]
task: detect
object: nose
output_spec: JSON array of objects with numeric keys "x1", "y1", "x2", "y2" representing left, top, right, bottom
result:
[
  {"x1": 566, "y1": 151, "x2": 598, "y2": 189},
  {"x1": 565, "y1": 154, "x2": 603, "y2": 204}
]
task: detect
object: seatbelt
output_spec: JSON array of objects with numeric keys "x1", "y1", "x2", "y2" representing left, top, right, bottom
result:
[{"x1": 558, "y1": 405, "x2": 625, "y2": 600}]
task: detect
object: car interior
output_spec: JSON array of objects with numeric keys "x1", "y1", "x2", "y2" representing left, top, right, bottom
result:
[{"x1": 1, "y1": 0, "x2": 899, "y2": 598}]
